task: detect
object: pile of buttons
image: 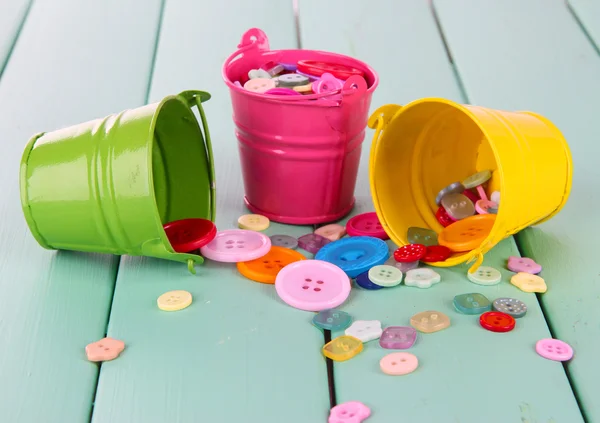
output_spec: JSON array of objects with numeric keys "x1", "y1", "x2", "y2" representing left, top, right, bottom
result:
[{"x1": 236, "y1": 59, "x2": 365, "y2": 97}]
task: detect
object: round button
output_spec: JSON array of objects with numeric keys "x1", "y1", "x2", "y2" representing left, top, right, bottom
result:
[
  {"x1": 275, "y1": 260, "x2": 351, "y2": 311},
  {"x1": 368, "y1": 265, "x2": 403, "y2": 287},
  {"x1": 355, "y1": 271, "x2": 384, "y2": 290},
  {"x1": 479, "y1": 311, "x2": 515, "y2": 333},
  {"x1": 407, "y1": 227, "x2": 438, "y2": 246},
  {"x1": 491, "y1": 191, "x2": 501, "y2": 204},
  {"x1": 270, "y1": 234, "x2": 298, "y2": 249},
  {"x1": 237, "y1": 246, "x2": 306, "y2": 284},
  {"x1": 200, "y1": 229, "x2": 271, "y2": 263},
  {"x1": 315, "y1": 236, "x2": 389, "y2": 278},
  {"x1": 441, "y1": 193, "x2": 475, "y2": 220},
  {"x1": 238, "y1": 214, "x2": 270, "y2": 231},
  {"x1": 438, "y1": 214, "x2": 496, "y2": 253},
  {"x1": 157, "y1": 290, "x2": 192, "y2": 311},
  {"x1": 243, "y1": 78, "x2": 276, "y2": 93},
  {"x1": 313, "y1": 309, "x2": 352, "y2": 331},
  {"x1": 297, "y1": 59, "x2": 365, "y2": 80},
  {"x1": 475, "y1": 199, "x2": 498, "y2": 214},
  {"x1": 435, "y1": 206, "x2": 455, "y2": 227},
  {"x1": 462, "y1": 170, "x2": 492, "y2": 189},
  {"x1": 380, "y1": 352, "x2": 418, "y2": 375},
  {"x1": 493, "y1": 298, "x2": 527, "y2": 318},
  {"x1": 328, "y1": 401, "x2": 371, "y2": 423},
  {"x1": 535, "y1": 338, "x2": 573, "y2": 361},
  {"x1": 276, "y1": 73, "x2": 309, "y2": 87},
  {"x1": 467, "y1": 265, "x2": 502, "y2": 286},
  {"x1": 421, "y1": 245, "x2": 451, "y2": 263},
  {"x1": 163, "y1": 218, "x2": 217, "y2": 253},
  {"x1": 394, "y1": 244, "x2": 426, "y2": 262},
  {"x1": 346, "y1": 212, "x2": 388, "y2": 239},
  {"x1": 435, "y1": 181, "x2": 465, "y2": 205}
]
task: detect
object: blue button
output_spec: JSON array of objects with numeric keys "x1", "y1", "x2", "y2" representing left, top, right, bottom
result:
[
  {"x1": 315, "y1": 236, "x2": 389, "y2": 278},
  {"x1": 312, "y1": 309, "x2": 352, "y2": 331},
  {"x1": 355, "y1": 271, "x2": 384, "y2": 290}
]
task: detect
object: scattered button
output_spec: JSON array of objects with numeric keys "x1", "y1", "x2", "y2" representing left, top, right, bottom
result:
[
  {"x1": 479, "y1": 311, "x2": 515, "y2": 332},
  {"x1": 462, "y1": 170, "x2": 492, "y2": 189},
  {"x1": 355, "y1": 271, "x2": 384, "y2": 290},
  {"x1": 157, "y1": 290, "x2": 193, "y2": 311},
  {"x1": 493, "y1": 298, "x2": 527, "y2": 318},
  {"x1": 394, "y1": 244, "x2": 426, "y2": 263},
  {"x1": 237, "y1": 246, "x2": 306, "y2": 284},
  {"x1": 379, "y1": 326, "x2": 417, "y2": 349},
  {"x1": 322, "y1": 335, "x2": 363, "y2": 361},
  {"x1": 248, "y1": 68, "x2": 271, "y2": 79},
  {"x1": 453, "y1": 293, "x2": 492, "y2": 315},
  {"x1": 163, "y1": 218, "x2": 217, "y2": 253},
  {"x1": 345, "y1": 320, "x2": 383, "y2": 342},
  {"x1": 315, "y1": 223, "x2": 347, "y2": 241},
  {"x1": 405, "y1": 268, "x2": 441, "y2": 289},
  {"x1": 510, "y1": 272, "x2": 547, "y2": 293},
  {"x1": 270, "y1": 234, "x2": 298, "y2": 249},
  {"x1": 438, "y1": 214, "x2": 496, "y2": 253},
  {"x1": 328, "y1": 401, "x2": 371, "y2": 423},
  {"x1": 315, "y1": 236, "x2": 389, "y2": 278},
  {"x1": 507, "y1": 256, "x2": 542, "y2": 274},
  {"x1": 467, "y1": 265, "x2": 502, "y2": 285},
  {"x1": 407, "y1": 227, "x2": 438, "y2": 246},
  {"x1": 421, "y1": 245, "x2": 451, "y2": 262},
  {"x1": 535, "y1": 338, "x2": 574, "y2": 361},
  {"x1": 441, "y1": 193, "x2": 475, "y2": 220},
  {"x1": 275, "y1": 260, "x2": 351, "y2": 312},
  {"x1": 200, "y1": 229, "x2": 271, "y2": 262},
  {"x1": 85, "y1": 337, "x2": 125, "y2": 362},
  {"x1": 298, "y1": 233, "x2": 331, "y2": 254},
  {"x1": 490, "y1": 191, "x2": 501, "y2": 204},
  {"x1": 410, "y1": 311, "x2": 450, "y2": 333},
  {"x1": 277, "y1": 73, "x2": 309, "y2": 87},
  {"x1": 368, "y1": 265, "x2": 403, "y2": 287},
  {"x1": 346, "y1": 212, "x2": 389, "y2": 239},
  {"x1": 380, "y1": 352, "x2": 418, "y2": 375},
  {"x1": 297, "y1": 59, "x2": 365, "y2": 80},
  {"x1": 293, "y1": 83, "x2": 314, "y2": 93},
  {"x1": 313, "y1": 309, "x2": 352, "y2": 331},
  {"x1": 237, "y1": 214, "x2": 270, "y2": 231},
  {"x1": 435, "y1": 206, "x2": 455, "y2": 227},
  {"x1": 243, "y1": 78, "x2": 276, "y2": 93},
  {"x1": 435, "y1": 182, "x2": 466, "y2": 205}
]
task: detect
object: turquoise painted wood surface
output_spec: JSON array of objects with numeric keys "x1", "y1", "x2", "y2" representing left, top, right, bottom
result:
[
  {"x1": 299, "y1": 1, "x2": 584, "y2": 422},
  {"x1": 434, "y1": 0, "x2": 599, "y2": 421},
  {"x1": 0, "y1": 0, "x2": 162, "y2": 421},
  {"x1": 0, "y1": 0, "x2": 30, "y2": 75},
  {"x1": 569, "y1": 0, "x2": 600, "y2": 49}
]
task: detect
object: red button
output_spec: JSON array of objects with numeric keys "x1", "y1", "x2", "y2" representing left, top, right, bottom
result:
[
  {"x1": 479, "y1": 311, "x2": 515, "y2": 333},
  {"x1": 421, "y1": 245, "x2": 451, "y2": 263},
  {"x1": 393, "y1": 244, "x2": 426, "y2": 263},
  {"x1": 297, "y1": 60, "x2": 365, "y2": 80},
  {"x1": 435, "y1": 206, "x2": 456, "y2": 228},
  {"x1": 163, "y1": 218, "x2": 217, "y2": 253}
]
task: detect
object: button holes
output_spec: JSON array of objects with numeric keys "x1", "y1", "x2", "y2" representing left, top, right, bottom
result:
[
  {"x1": 305, "y1": 278, "x2": 312, "y2": 282},
  {"x1": 237, "y1": 240, "x2": 245, "y2": 244},
  {"x1": 391, "y1": 361, "x2": 397, "y2": 365},
  {"x1": 400, "y1": 358, "x2": 406, "y2": 362},
  {"x1": 237, "y1": 245, "x2": 244, "y2": 248},
  {"x1": 349, "y1": 414, "x2": 355, "y2": 418},
  {"x1": 302, "y1": 286, "x2": 309, "y2": 290},
  {"x1": 226, "y1": 240, "x2": 234, "y2": 244},
  {"x1": 263, "y1": 260, "x2": 269, "y2": 264},
  {"x1": 104, "y1": 347, "x2": 110, "y2": 351},
  {"x1": 274, "y1": 260, "x2": 281, "y2": 263},
  {"x1": 314, "y1": 288, "x2": 321, "y2": 292},
  {"x1": 226, "y1": 246, "x2": 233, "y2": 249},
  {"x1": 265, "y1": 265, "x2": 274, "y2": 269},
  {"x1": 430, "y1": 314, "x2": 438, "y2": 319},
  {"x1": 316, "y1": 280, "x2": 324, "y2": 284},
  {"x1": 98, "y1": 344, "x2": 103, "y2": 348}
]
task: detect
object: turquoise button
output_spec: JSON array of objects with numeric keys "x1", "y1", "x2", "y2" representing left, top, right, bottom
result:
[
  {"x1": 313, "y1": 309, "x2": 352, "y2": 331},
  {"x1": 453, "y1": 293, "x2": 492, "y2": 315}
]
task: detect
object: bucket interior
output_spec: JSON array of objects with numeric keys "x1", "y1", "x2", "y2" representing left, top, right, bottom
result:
[{"x1": 151, "y1": 98, "x2": 212, "y2": 226}]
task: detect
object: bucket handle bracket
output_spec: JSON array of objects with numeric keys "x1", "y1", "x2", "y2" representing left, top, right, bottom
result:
[{"x1": 225, "y1": 28, "x2": 270, "y2": 69}]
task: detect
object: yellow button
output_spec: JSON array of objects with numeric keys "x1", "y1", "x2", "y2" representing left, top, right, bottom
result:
[
  {"x1": 410, "y1": 310, "x2": 450, "y2": 333},
  {"x1": 511, "y1": 272, "x2": 547, "y2": 293},
  {"x1": 438, "y1": 214, "x2": 496, "y2": 252},
  {"x1": 293, "y1": 83, "x2": 313, "y2": 93},
  {"x1": 323, "y1": 335, "x2": 363, "y2": 361},
  {"x1": 237, "y1": 214, "x2": 270, "y2": 231},
  {"x1": 237, "y1": 246, "x2": 306, "y2": 284},
  {"x1": 157, "y1": 290, "x2": 192, "y2": 311}
]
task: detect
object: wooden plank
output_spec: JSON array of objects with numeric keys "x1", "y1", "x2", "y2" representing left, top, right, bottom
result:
[
  {"x1": 434, "y1": 0, "x2": 598, "y2": 420},
  {"x1": 568, "y1": 0, "x2": 600, "y2": 51},
  {"x1": 0, "y1": 0, "x2": 30, "y2": 75},
  {"x1": 0, "y1": 0, "x2": 163, "y2": 422},
  {"x1": 300, "y1": 1, "x2": 585, "y2": 422},
  {"x1": 91, "y1": 1, "x2": 331, "y2": 422}
]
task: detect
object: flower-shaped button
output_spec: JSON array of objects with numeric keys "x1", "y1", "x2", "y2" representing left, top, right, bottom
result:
[
  {"x1": 410, "y1": 311, "x2": 450, "y2": 333},
  {"x1": 493, "y1": 298, "x2": 527, "y2": 318},
  {"x1": 407, "y1": 227, "x2": 438, "y2": 247},
  {"x1": 380, "y1": 352, "x2": 418, "y2": 376},
  {"x1": 315, "y1": 224, "x2": 347, "y2": 242},
  {"x1": 275, "y1": 260, "x2": 351, "y2": 312},
  {"x1": 322, "y1": 335, "x2": 363, "y2": 361},
  {"x1": 346, "y1": 212, "x2": 388, "y2": 239},
  {"x1": 394, "y1": 244, "x2": 426, "y2": 263},
  {"x1": 157, "y1": 290, "x2": 192, "y2": 311},
  {"x1": 441, "y1": 193, "x2": 475, "y2": 220},
  {"x1": 345, "y1": 320, "x2": 383, "y2": 342},
  {"x1": 315, "y1": 236, "x2": 389, "y2": 278},
  {"x1": 536, "y1": 339, "x2": 573, "y2": 361},
  {"x1": 237, "y1": 246, "x2": 306, "y2": 284},
  {"x1": 511, "y1": 272, "x2": 547, "y2": 293},
  {"x1": 200, "y1": 229, "x2": 271, "y2": 263},
  {"x1": 277, "y1": 73, "x2": 310, "y2": 87},
  {"x1": 313, "y1": 309, "x2": 352, "y2": 331},
  {"x1": 298, "y1": 233, "x2": 331, "y2": 254},
  {"x1": 244, "y1": 78, "x2": 276, "y2": 93},
  {"x1": 421, "y1": 245, "x2": 451, "y2": 263},
  {"x1": 438, "y1": 214, "x2": 496, "y2": 253},
  {"x1": 270, "y1": 234, "x2": 298, "y2": 249},
  {"x1": 404, "y1": 268, "x2": 441, "y2": 289},
  {"x1": 163, "y1": 218, "x2": 217, "y2": 253},
  {"x1": 248, "y1": 68, "x2": 271, "y2": 79},
  {"x1": 355, "y1": 271, "x2": 384, "y2": 290},
  {"x1": 86, "y1": 337, "x2": 125, "y2": 362},
  {"x1": 435, "y1": 181, "x2": 466, "y2": 205},
  {"x1": 479, "y1": 311, "x2": 515, "y2": 332},
  {"x1": 238, "y1": 214, "x2": 270, "y2": 231},
  {"x1": 379, "y1": 326, "x2": 417, "y2": 349},
  {"x1": 368, "y1": 265, "x2": 403, "y2": 287},
  {"x1": 328, "y1": 401, "x2": 371, "y2": 423},
  {"x1": 507, "y1": 256, "x2": 542, "y2": 274},
  {"x1": 453, "y1": 293, "x2": 492, "y2": 315},
  {"x1": 467, "y1": 266, "x2": 502, "y2": 286}
]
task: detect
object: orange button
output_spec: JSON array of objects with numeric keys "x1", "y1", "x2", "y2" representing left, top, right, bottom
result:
[
  {"x1": 438, "y1": 214, "x2": 496, "y2": 252},
  {"x1": 237, "y1": 246, "x2": 306, "y2": 284}
]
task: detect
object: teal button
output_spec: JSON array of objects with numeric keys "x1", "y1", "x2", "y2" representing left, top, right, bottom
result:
[
  {"x1": 453, "y1": 293, "x2": 491, "y2": 315},
  {"x1": 313, "y1": 309, "x2": 352, "y2": 331}
]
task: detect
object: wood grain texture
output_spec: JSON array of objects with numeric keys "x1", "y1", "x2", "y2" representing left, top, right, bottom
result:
[
  {"x1": 300, "y1": 0, "x2": 584, "y2": 422},
  {"x1": 433, "y1": 0, "x2": 598, "y2": 420},
  {"x1": 568, "y1": 0, "x2": 600, "y2": 50},
  {"x1": 0, "y1": 0, "x2": 162, "y2": 421},
  {"x1": 91, "y1": 1, "x2": 331, "y2": 422},
  {"x1": 0, "y1": 0, "x2": 30, "y2": 76}
]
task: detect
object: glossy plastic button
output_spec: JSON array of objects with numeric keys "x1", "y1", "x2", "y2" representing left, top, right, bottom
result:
[
  {"x1": 507, "y1": 256, "x2": 542, "y2": 274},
  {"x1": 491, "y1": 191, "x2": 501, "y2": 204},
  {"x1": 407, "y1": 227, "x2": 438, "y2": 247},
  {"x1": 200, "y1": 230, "x2": 271, "y2": 263},
  {"x1": 244, "y1": 78, "x2": 276, "y2": 93},
  {"x1": 293, "y1": 83, "x2": 313, "y2": 93},
  {"x1": 297, "y1": 59, "x2": 365, "y2": 80},
  {"x1": 345, "y1": 320, "x2": 383, "y2": 342},
  {"x1": 237, "y1": 246, "x2": 306, "y2": 284},
  {"x1": 157, "y1": 290, "x2": 192, "y2": 311},
  {"x1": 313, "y1": 309, "x2": 352, "y2": 331},
  {"x1": 453, "y1": 293, "x2": 491, "y2": 315},
  {"x1": 475, "y1": 199, "x2": 498, "y2": 214},
  {"x1": 265, "y1": 87, "x2": 301, "y2": 96},
  {"x1": 438, "y1": 214, "x2": 496, "y2": 252},
  {"x1": 163, "y1": 218, "x2": 217, "y2": 253},
  {"x1": 479, "y1": 311, "x2": 515, "y2": 332},
  {"x1": 315, "y1": 236, "x2": 389, "y2": 278},
  {"x1": 238, "y1": 214, "x2": 270, "y2": 231},
  {"x1": 436, "y1": 181, "x2": 465, "y2": 205},
  {"x1": 410, "y1": 310, "x2": 450, "y2": 333},
  {"x1": 314, "y1": 223, "x2": 346, "y2": 241},
  {"x1": 404, "y1": 268, "x2": 441, "y2": 289},
  {"x1": 493, "y1": 298, "x2": 527, "y2": 318},
  {"x1": 462, "y1": 170, "x2": 492, "y2": 189},
  {"x1": 270, "y1": 234, "x2": 298, "y2": 249},
  {"x1": 355, "y1": 271, "x2": 384, "y2": 290},
  {"x1": 535, "y1": 339, "x2": 573, "y2": 361},
  {"x1": 368, "y1": 265, "x2": 403, "y2": 287},
  {"x1": 379, "y1": 326, "x2": 417, "y2": 349},
  {"x1": 314, "y1": 72, "x2": 343, "y2": 95},
  {"x1": 248, "y1": 68, "x2": 271, "y2": 79},
  {"x1": 298, "y1": 233, "x2": 331, "y2": 254},
  {"x1": 322, "y1": 335, "x2": 363, "y2": 361},
  {"x1": 328, "y1": 401, "x2": 371, "y2": 423},
  {"x1": 421, "y1": 245, "x2": 451, "y2": 263},
  {"x1": 394, "y1": 244, "x2": 426, "y2": 263},
  {"x1": 387, "y1": 257, "x2": 419, "y2": 272},
  {"x1": 467, "y1": 266, "x2": 502, "y2": 286},
  {"x1": 346, "y1": 212, "x2": 388, "y2": 239},
  {"x1": 436, "y1": 206, "x2": 455, "y2": 227},
  {"x1": 511, "y1": 272, "x2": 547, "y2": 293},
  {"x1": 380, "y1": 352, "x2": 418, "y2": 375},
  {"x1": 277, "y1": 73, "x2": 309, "y2": 87},
  {"x1": 275, "y1": 260, "x2": 351, "y2": 311},
  {"x1": 86, "y1": 337, "x2": 125, "y2": 362},
  {"x1": 441, "y1": 192, "x2": 475, "y2": 220}
]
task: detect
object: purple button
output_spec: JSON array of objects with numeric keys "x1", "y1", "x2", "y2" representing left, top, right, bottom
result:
[
  {"x1": 379, "y1": 326, "x2": 417, "y2": 349},
  {"x1": 298, "y1": 233, "x2": 331, "y2": 254}
]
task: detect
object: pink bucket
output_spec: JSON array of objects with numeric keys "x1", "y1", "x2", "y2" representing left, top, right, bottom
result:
[{"x1": 222, "y1": 28, "x2": 379, "y2": 225}]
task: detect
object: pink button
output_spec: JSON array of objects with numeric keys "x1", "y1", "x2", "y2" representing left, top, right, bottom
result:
[
  {"x1": 475, "y1": 199, "x2": 498, "y2": 214},
  {"x1": 380, "y1": 352, "x2": 419, "y2": 375},
  {"x1": 200, "y1": 229, "x2": 271, "y2": 263},
  {"x1": 346, "y1": 212, "x2": 389, "y2": 239},
  {"x1": 243, "y1": 78, "x2": 276, "y2": 93},
  {"x1": 536, "y1": 338, "x2": 573, "y2": 361},
  {"x1": 328, "y1": 401, "x2": 371, "y2": 423},
  {"x1": 314, "y1": 72, "x2": 343, "y2": 97},
  {"x1": 275, "y1": 260, "x2": 351, "y2": 311},
  {"x1": 507, "y1": 256, "x2": 542, "y2": 274}
]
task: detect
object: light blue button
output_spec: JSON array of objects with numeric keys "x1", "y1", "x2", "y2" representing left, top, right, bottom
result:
[
  {"x1": 315, "y1": 236, "x2": 389, "y2": 278},
  {"x1": 313, "y1": 309, "x2": 352, "y2": 331},
  {"x1": 453, "y1": 293, "x2": 491, "y2": 315}
]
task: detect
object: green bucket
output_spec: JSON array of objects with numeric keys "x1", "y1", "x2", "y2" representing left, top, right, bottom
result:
[{"x1": 20, "y1": 90, "x2": 215, "y2": 274}]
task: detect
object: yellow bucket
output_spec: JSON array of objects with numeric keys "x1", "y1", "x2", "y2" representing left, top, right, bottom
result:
[{"x1": 368, "y1": 99, "x2": 572, "y2": 273}]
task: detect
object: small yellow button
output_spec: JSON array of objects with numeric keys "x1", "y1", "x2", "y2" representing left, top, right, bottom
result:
[
  {"x1": 157, "y1": 290, "x2": 192, "y2": 311},
  {"x1": 510, "y1": 272, "x2": 547, "y2": 293},
  {"x1": 322, "y1": 335, "x2": 363, "y2": 361},
  {"x1": 410, "y1": 310, "x2": 450, "y2": 333},
  {"x1": 237, "y1": 214, "x2": 270, "y2": 231}
]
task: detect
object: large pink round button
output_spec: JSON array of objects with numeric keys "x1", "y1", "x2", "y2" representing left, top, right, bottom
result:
[
  {"x1": 346, "y1": 212, "x2": 389, "y2": 239},
  {"x1": 200, "y1": 229, "x2": 271, "y2": 263},
  {"x1": 275, "y1": 260, "x2": 351, "y2": 312}
]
